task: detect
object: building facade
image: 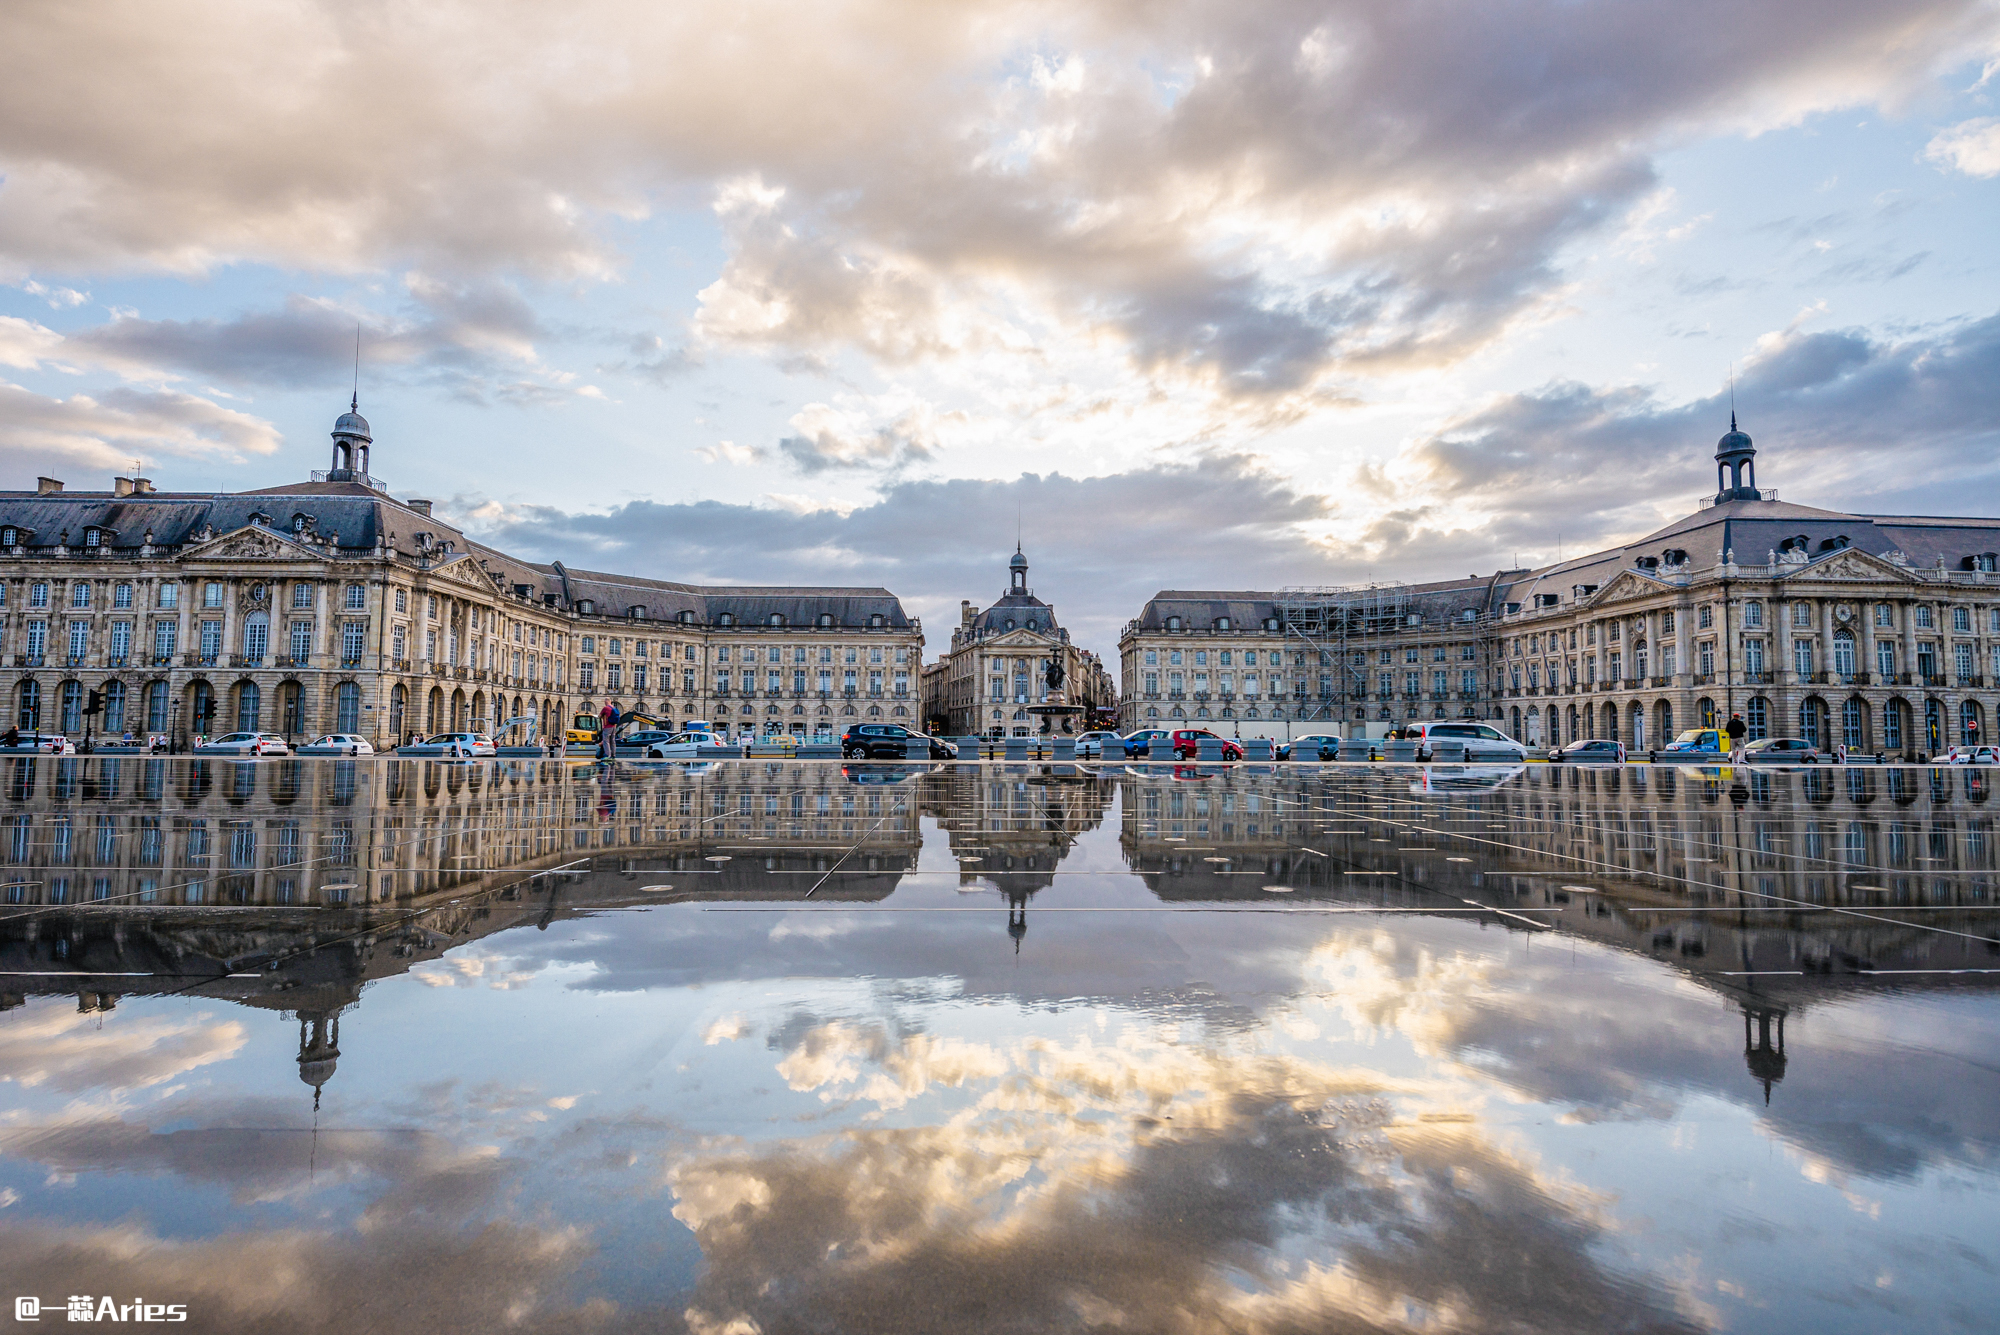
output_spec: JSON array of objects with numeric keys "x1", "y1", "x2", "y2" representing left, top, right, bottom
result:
[
  {"x1": 0, "y1": 403, "x2": 921, "y2": 749},
  {"x1": 923, "y1": 547, "x2": 1115, "y2": 735},
  {"x1": 1124, "y1": 423, "x2": 2000, "y2": 757}
]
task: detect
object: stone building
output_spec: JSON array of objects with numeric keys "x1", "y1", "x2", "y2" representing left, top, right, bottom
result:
[
  {"x1": 1123, "y1": 423, "x2": 2000, "y2": 756},
  {"x1": 923, "y1": 546, "x2": 1115, "y2": 736},
  {"x1": 0, "y1": 401, "x2": 921, "y2": 749}
]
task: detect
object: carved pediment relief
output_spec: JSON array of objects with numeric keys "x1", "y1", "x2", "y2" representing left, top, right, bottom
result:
[
  {"x1": 1784, "y1": 549, "x2": 1912, "y2": 583},
  {"x1": 181, "y1": 525, "x2": 318, "y2": 563},
  {"x1": 1587, "y1": 570, "x2": 1670, "y2": 605}
]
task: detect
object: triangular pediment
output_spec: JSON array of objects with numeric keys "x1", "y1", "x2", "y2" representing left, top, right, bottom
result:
[
  {"x1": 1586, "y1": 570, "x2": 1674, "y2": 606},
  {"x1": 981, "y1": 627, "x2": 1058, "y2": 647},
  {"x1": 1782, "y1": 548, "x2": 1914, "y2": 582},
  {"x1": 178, "y1": 525, "x2": 321, "y2": 562}
]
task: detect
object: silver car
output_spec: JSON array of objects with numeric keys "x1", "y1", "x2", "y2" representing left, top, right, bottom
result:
[
  {"x1": 397, "y1": 732, "x2": 498, "y2": 758},
  {"x1": 1740, "y1": 737, "x2": 1822, "y2": 764},
  {"x1": 196, "y1": 731, "x2": 291, "y2": 756},
  {"x1": 298, "y1": 733, "x2": 376, "y2": 756}
]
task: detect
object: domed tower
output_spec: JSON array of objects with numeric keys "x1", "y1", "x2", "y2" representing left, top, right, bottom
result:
[
  {"x1": 328, "y1": 395, "x2": 373, "y2": 483},
  {"x1": 296, "y1": 1009, "x2": 342, "y2": 1111},
  {"x1": 1008, "y1": 544, "x2": 1029, "y2": 597},
  {"x1": 1715, "y1": 414, "x2": 1758, "y2": 502}
]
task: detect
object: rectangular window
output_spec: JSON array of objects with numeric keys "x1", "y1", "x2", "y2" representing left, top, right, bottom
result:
[
  {"x1": 1744, "y1": 601, "x2": 1763, "y2": 627},
  {"x1": 1916, "y1": 605, "x2": 1934, "y2": 629},
  {"x1": 425, "y1": 629, "x2": 437, "y2": 662},
  {"x1": 342, "y1": 623, "x2": 365, "y2": 662},
  {"x1": 1791, "y1": 603, "x2": 1810, "y2": 628},
  {"x1": 289, "y1": 621, "x2": 312, "y2": 660},
  {"x1": 1461, "y1": 669, "x2": 1477, "y2": 693},
  {"x1": 1877, "y1": 641, "x2": 1895, "y2": 676},
  {"x1": 204, "y1": 582, "x2": 224, "y2": 608},
  {"x1": 581, "y1": 663, "x2": 597, "y2": 689},
  {"x1": 68, "y1": 620, "x2": 88, "y2": 657},
  {"x1": 1698, "y1": 605, "x2": 1712, "y2": 628},
  {"x1": 199, "y1": 621, "x2": 221, "y2": 659},
  {"x1": 607, "y1": 663, "x2": 622, "y2": 689},
  {"x1": 393, "y1": 626, "x2": 406, "y2": 659},
  {"x1": 114, "y1": 583, "x2": 133, "y2": 608},
  {"x1": 1956, "y1": 643, "x2": 1975, "y2": 678},
  {"x1": 1406, "y1": 670, "x2": 1421, "y2": 694},
  {"x1": 71, "y1": 583, "x2": 90, "y2": 608},
  {"x1": 1143, "y1": 673, "x2": 1158, "y2": 693},
  {"x1": 30, "y1": 583, "x2": 48, "y2": 608},
  {"x1": 1953, "y1": 607, "x2": 1972, "y2": 632},
  {"x1": 292, "y1": 583, "x2": 312, "y2": 608},
  {"x1": 635, "y1": 664, "x2": 649, "y2": 690},
  {"x1": 1745, "y1": 640, "x2": 1765, "y2": 676},
  {"x1": 1144, "y1": 650, "x2": 1157, "y2": 666},
  {"x1": 1662, "y1": 645, "x2": 1677, "y2": 676},
  {"x1": 1876, "y1": 603, "x2": 1893, "y2": 627},
  {"x1": 110, "y1": 621, "x2": 131, "y2": 659},
  {"x1": 1792, "y1": 640, "x2": 1812, "y2": 675},
  {"x1": 1698, "y1": 641, "x2": 1714, "y2": 675},
  {"x1": 153, "y1": 621, "x2": 176, "y2": 659},
  {"x1": 1378, "y1": 671, "x2": 1392, "y2": 695},
  {"x1": 158, "y1": 583, "x2": 178, "y2": 609},
  {"x1": 1608, "y1": 652, "x2": 1621, "y2": 681},
  {"x1": 395, "y1": 588, "x2": 408, "y2": 613}
]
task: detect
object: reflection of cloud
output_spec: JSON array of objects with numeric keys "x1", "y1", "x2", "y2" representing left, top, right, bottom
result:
[
  {"x1": 671, "y1": 1023, "x2": 1702, "y2": 1334},
  {"x1": 0, "y1": 1004, "x2": 244, "y2": 1096}
]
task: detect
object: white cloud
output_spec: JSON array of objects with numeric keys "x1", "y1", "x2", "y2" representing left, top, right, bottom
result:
[{"x1": 1924, "y1": 116, "x2": 2000, "y2": 176}]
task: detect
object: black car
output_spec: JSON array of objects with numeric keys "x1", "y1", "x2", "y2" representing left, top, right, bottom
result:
[{"x1": 840, "y1": 723, "x2": 957, "y2": 760}]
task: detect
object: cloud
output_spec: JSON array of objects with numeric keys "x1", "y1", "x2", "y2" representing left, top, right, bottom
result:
[
  {"x1": 694, "y1": 440, "x2": 763, "y2": 466},
  {"x1": 776, "y1": 397, "x2": 945, "y2": 473},
  {"x1": 1390, "y1": 309, "x2": 2000, "y2": 564},
  {"x1": 1924, "y1": 116, "x2": 2000, "y2": 175},
  {"x1": 0, "y1": 379, "x2": 284, "y2": 477},
  {"x1": 454, "y1": 451, "x2": 1341, "y2": 647},
  {"x1": 1, "y1": 0, "x2": 1991, "y2": 412}
]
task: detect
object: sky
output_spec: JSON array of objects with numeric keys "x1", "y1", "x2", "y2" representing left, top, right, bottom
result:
[{"x1": 2, "y1": 0, "x2": 1998, "y2": 658}]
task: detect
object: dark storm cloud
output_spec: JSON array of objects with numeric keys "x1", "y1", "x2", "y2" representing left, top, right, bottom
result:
[
  {"x1": 1400, "y1": 309, "x2": 2000, "y2": 559},
  {"x1": 457, "y1": 452, "x2": 1346, "y2": 649}
]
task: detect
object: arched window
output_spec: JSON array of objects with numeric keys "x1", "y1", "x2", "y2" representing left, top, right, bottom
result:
[
  {"x1": 103, "y1": 681, "x2": 126, "y2": 734},
  {"x1": 1746, "y1": 697, "x2": 1769, "y2": 741},
  {"x1": 15, "y1": 680, "x2": 40, "y2": 729},
  {"x1": 236, "y1": 682, "x2": 261, "y2": 733},
  {"x1": 336, "y1": 682, "x2": 361, "y2": 733},
  {"x1": 1925, "y1": 698, "x2": 1944, "y2": 752},
  {"x1": 1698, "y1": 697, "x2": 1716, "y2": 728},
  {"x1": 1961, "y1": 699, "x2": 1983, "y2": 746},
  {"x1": 145, "y1": 680, "x2": 168, "y2": 733},
  {"x1": 1844, "y1": 697, "x2": 1868, "y2": 750},
  {"x1": 59, "y1": 681, "x2": 83, "y2": 732},
  {"x1": 389, "y1": 684, "x2": 407, "y2": 739},
  {"x1": 1799, "y1": 697, "x2": 1825, "y2": 751}
]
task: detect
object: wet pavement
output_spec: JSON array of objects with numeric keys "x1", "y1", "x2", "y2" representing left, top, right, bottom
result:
[{"x1": 2, "y1": 755, "x2": 1998, "y2": 1333}]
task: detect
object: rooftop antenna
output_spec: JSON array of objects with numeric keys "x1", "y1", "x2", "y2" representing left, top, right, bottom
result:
[
  {"x1": 1729, "y1": 363, "x2": 1737, "y2": 430},
  {"x1": 351, "y1": 323, "x2": 361, "y2": 412}
]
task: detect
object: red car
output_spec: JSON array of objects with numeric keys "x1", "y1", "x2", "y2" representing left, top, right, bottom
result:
[{"x1": 1170, "y1": 728, "x2": 1244, "y2": 761}]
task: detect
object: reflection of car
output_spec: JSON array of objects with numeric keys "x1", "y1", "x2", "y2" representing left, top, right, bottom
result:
[
  {"x1": 297, "y1": 734, "x2": 375, "y2": 756},
  {"x1": 1550, "y1": 738, "x2": 1626, "y2": 764},
  {"x1": 197, "y1": 731, "x2": 291, "y2": 756},
  {"x1": 642, "y1": 732, "x2": 712, "y2": 759},
  {"x1": 1651, "y1": 728, "x2": 1725, "y2": 761},
  {"x1": 1074, "y1": 730, "x2": 1121, "y2": 758},
  {"x1": 1278, "y1": 733, "x2": 1341, "y2": 761},
  {"x1": 1171, "y1": 729, "x2": 1244, "y2": 761},
  {"x1": 1401, "y1": 721, "x2": 1527, "y2": 762},
  {"x1": 1411, "y1": 763, "x2": 1528, "y2": 794},
  {"x1": 3, "y1": 731, "x2": 75, "y2": 754},
  {"x1": 1741, "y1": 737, "x2": 1822, "y2": 763},
  {"x1": 841, "y1": 724, "x2": 957, "y2": 759},
  {"x1": 841, "y1": 763, "x2": 927, "y2": 784},
  {"x1": 398, "y1": 732, "x2": 497, "y2": 758},
  {"x1": 1945, "y1": 745, "x2": 2000, "y2": 765},
  {"x1": 1120, "y1": 729, "x2": 1172, "y2": 758}
]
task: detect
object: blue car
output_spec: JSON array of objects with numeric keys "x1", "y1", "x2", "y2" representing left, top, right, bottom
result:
[
  {"x1": 1121, "y1": 728, "x2": 1172, "y2": 758},
  {"x1": 1653, "y1": 727, "x2": 1726, "y2": 761}
]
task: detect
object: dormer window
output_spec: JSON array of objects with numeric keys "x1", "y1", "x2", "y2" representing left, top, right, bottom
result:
[
  {"x1": 768, "y1": 613, "x2": 785, "y2": 626},
  {"x1": 817, "y1": 613, "x2": 835, "y2": 628},
  {"x1": 1263, "y1": 617, "x2": 1280, "y2": 630},
  {"x1": 576, "y1": 599, "x2": 595, "y2": 615},
  {"x1": 83, "y1": 528, "x2": 101, "y2": 548},
  {"x1": 1165, "y1": 616, "x2": 1182, "y2": 631},
  {"x1": 629, "y1": 606, "x2": 647, "y2": 620},
  {"x1": 678, "y1": 609, "x2": 696, "y2": 624},
  {"x1": 1460, "y1": 609, "x2": 1477, "y2": 622},
  {"x1": 717, "y1": 612, "x2": 734, "y2": 626},
  {"x1": 1215, "y1": 616, "x2": 1231, "y2": 631},
  {"x1": 869, "y1": 613, "x2": 884, "y2": 628},
  {"x1": 292, "y1": 514, "x2": 312, "y2": 533},
  {"x1": 1, "y1": 527, "x2": 15, "y2": 546}
]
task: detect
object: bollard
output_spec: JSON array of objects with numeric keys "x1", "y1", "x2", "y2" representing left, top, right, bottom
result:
[
  {"x1": 1148, "y1": 738, "x2": 1174, "y2": 761},
  {"x1": 1197, "y1": 737, "x2": 1225, "y2": 761},
  {"x1": 1243, "y1": 738, "x2": 1275, "y2": 761}
]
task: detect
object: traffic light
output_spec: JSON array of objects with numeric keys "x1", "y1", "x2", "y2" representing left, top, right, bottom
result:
[{"x1": 84, "y1": 689, "x2": 104, "y2": 716}]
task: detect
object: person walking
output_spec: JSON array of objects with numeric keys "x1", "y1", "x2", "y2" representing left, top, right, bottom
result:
[{"x1": 1725, "y1": 712, "x2": 1747, "y2": 759}]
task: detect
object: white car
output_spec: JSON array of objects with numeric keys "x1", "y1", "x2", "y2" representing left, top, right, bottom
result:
[
  {"x1": 1945, "y1": 745, "x2": 2000, "y2": 765},
  {"x1": 298, "y1": 734, "x2": 376, "y2": 756},
  {"x1": 1402, "y1": 721, "x2": 1527, "y2": 762},
  {"x1": 1073, "y1": 730, "x2": 1121, "y2": 758},
  {"x1": 642, "y1": 731, "x2": 712, "y2": 759},
  {"x1": 397, "y1": 732, "x2": 498, "y2": 758},
  {"x1": 196, "y1": 731, "x2": 291, "y2": 756}
]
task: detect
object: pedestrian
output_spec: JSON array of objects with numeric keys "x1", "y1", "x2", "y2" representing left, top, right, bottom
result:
[{"x1": 1724, "y1": 712, "x2": 1746, "y2": 757}]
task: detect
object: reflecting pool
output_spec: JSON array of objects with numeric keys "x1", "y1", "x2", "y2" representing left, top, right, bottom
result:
[{"x1": 2, "y1": 756, "x2": 1998, "y2": 1333}]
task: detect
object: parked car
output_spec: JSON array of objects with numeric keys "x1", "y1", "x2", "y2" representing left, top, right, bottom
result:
[
  {"x1": 196, "y1": 732, "x2": 291, "y2": 756},
  {"x1": 297, "y1": 734, "x2": 375, "y2": 756},
  {"x1": 1073, "y1": 730, "x2": 1122, "y2": 758},
  {"x1": 1120, "y1": 728, "x2": 1174, "y2": 758},
  {"x1": 1740, "y1": 737, "x2": 1822, "y2": 764},
  {"x1": 619, "y1": 729, "x2": 679, "y2": 750},
  {"x1": 1651, "y1": 727, "x2": 1726, "y2": 762},
  {"x1": 397, "y1": 732, "x2": 497, "y2": 758},
  {"x1": 841, "y1": 723, "x2": 957, "y2": 760},
  {"x1": 1277, "y1": 733, "x2": 1342, "y2": 761},
  {"x1": 640, "y1": 731, "x2": 711, "y2": 759},
  {"x1": 1400, "y1": 721, "x2": 1528, "y2": 762},
  {"x1": 1, "y1": 730, "x2": 74, "y2": 754},
  {"x1": 1170, "y1": 729, "x2": 1244, "y2": 761},
  {"x1": 1945, "y1": 745, "x2": 2000, "y2": 765},
  {"x1": 1550, "y1": 738, "x2": 1626, "y2": 764}
]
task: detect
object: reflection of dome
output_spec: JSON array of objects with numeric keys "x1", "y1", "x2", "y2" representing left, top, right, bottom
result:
[
  {"x1": 1742, "y1": 1006, "x2": 1786, "y2": 1104},
  {"x1": 298, "y1": 1056, "x2": 338, "y2": 1087},
  {"x1": 296, "y1": 1012, "x2": 343, "y2": 1109}
]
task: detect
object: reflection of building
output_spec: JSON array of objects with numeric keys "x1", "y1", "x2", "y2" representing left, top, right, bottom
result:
[
  {"x1": 923, "y1": 764, "x2": 1113, "y2": 949},
  {"x1": 924, "y1": 547, "x2": 1115, "y2": 737},
  {"x1": 1743, "y1": 1005, "x2": 1787, "y2": 1105},
  {"x1": 1122, "y1": 425, "x2": 2000, "y2": 754},
  {"x1": 0, "y1": 402, "x2": 921, "y2": 751},
  {"x1": 0, "y1": 758, "x2": 928, "y2": 1103}
]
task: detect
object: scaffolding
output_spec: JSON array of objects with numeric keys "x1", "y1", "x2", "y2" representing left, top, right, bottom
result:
[{"x1": 1276, "y1": 584, "x2": 1411, "y2": 723}]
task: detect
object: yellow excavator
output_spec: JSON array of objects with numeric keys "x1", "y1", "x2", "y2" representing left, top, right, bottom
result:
[{"x1": 566, "y1": 707, "x2": 670, "y2": 749}]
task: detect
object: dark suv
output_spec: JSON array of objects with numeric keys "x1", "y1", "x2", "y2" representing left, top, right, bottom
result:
[{"x1": 841, "y1": 723, "x2": 958, "y2": 760}]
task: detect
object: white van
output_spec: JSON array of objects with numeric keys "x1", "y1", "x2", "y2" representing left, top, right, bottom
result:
[{"x1": 1396, "y1": 720, "x2": 1527, "y2": 762}]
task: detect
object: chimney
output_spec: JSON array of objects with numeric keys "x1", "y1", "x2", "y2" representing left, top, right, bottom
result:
[
  {"x1": 132, "y1": 477, "x2": 154, "y2": 494},
  {"x1": 406, "y1": 499, "x2": 432, "y2": 516},
  {"x1": 113, "y1": 477, "x2": 135, "y2": 497},
  {"x1": 36, "y1": 477, "x2": 62, "y2": 495},
  {"x1": 961, "y1": 599, "x2": 974, "y2": 627}
]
